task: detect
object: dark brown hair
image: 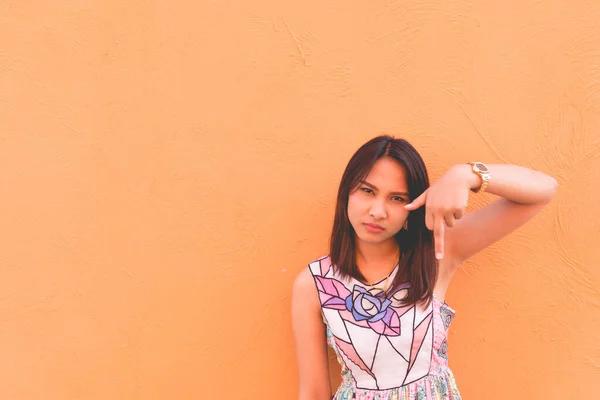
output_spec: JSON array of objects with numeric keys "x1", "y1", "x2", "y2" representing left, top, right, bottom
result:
[{"x1": 329, "y1": 135, "x2": 436, "y2": 307}]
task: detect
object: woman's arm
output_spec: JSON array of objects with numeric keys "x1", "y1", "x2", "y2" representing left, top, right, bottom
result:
[
  {"x1": 292, "y1": 268, "x2": 332, "y2": 400},
  {"x1": 406, "y1": 163, "x2": 558, "y2": 264},
  {"x1": 444, "y1": 163, "x2": 557, "y2": 264},
  {"x1": 455, "y1": 163, "x2": 558, "y2": 205}
]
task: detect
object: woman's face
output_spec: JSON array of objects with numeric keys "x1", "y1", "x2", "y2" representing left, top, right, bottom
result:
[{"x1": 347, "y1": 157, "x2": 411, "y2": 245}]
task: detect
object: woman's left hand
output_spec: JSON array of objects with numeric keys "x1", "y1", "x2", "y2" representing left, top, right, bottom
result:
[{"x1": 404, "y1": 166, "x2": 472, "y2": 260}]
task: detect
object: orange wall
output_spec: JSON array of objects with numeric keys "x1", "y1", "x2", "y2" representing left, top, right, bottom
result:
[{"x1": 1, "y1": 1, "x2": 599, "y2": 399}]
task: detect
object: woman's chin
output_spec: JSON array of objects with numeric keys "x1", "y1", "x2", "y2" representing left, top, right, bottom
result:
[{"x1": 356, "y1": 231, "x2": 394, "y2": 244}]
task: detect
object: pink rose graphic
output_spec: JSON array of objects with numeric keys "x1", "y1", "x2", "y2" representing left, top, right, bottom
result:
[{"x1": 314, "y1": 276, "x2": 402, "y2": 336}]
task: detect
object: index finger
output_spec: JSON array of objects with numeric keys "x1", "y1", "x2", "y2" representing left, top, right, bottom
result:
[
  {"x1": 434, "y1": 215, "x2": 445, "y2": 260},
  {"x1": 405, "y1": 189, "x2": 428, "y2": 210}
]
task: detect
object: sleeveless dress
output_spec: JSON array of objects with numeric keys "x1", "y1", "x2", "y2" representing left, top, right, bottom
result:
[{"x1": 308, "y1": 256, "x2": 462, "y2": 400}]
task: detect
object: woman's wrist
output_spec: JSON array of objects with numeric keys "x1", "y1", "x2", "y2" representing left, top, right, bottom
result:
[{"x1": 449, "y1": 164, "x2": 482, "y2": 191}]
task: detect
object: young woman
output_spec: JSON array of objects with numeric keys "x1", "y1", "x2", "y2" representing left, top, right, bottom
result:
[{"x1": 292, "y1": 136, "x2": 557, "y2": 400}]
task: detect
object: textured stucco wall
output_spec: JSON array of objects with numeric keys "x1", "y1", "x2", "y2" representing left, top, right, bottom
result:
[{"x1": 1, "y1": 1, "x2": 599, "y2": 399}]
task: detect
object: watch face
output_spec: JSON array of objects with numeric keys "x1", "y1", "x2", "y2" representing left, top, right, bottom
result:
[{"x1": 475, "y1": 162, "x2": 488, "y2": 172}]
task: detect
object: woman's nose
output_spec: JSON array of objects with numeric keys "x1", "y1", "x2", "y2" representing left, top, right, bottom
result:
[{"x1": 369, "y1": 199, "x2": 387, "y2": 219}]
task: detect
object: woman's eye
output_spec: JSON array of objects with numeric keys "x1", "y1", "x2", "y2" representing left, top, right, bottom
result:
[
  {"x1": 361, "y1": 187, "x2": 373, "y2": 194},
  {"x1": 392, "y1": 196, "x2": 406, "y2": 202}
]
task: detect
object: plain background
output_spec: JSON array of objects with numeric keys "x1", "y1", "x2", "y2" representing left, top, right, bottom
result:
[{"x1": 1, "y1": 0, "x2": 599, "y2": 398}]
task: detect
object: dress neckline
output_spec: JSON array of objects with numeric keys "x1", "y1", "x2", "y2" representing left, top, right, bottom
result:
[{"x1": 351, "y1": 263, "x2": 400, "y2": 288}]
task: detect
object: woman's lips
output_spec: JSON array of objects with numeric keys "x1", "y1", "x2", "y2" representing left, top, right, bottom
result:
[{"x1": 364, "y1": 223, "x2": 384, "y2": 233}]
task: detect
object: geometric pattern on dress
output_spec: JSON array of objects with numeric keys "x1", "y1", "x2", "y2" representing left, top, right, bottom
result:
[
  {"x1": 309, "y1": 256, "x2": 437, "y2": 391},
  {"x1": 439, "y1": 304, "x2": 455, "y2": 331},
  {"x1": 437, "y1": 338, "x2": 448, "y2": 360}
]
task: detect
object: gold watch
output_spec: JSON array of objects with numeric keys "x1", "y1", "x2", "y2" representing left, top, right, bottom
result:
[{"x1": 467, "y1": 162, "x2": 490, "y2": 193}]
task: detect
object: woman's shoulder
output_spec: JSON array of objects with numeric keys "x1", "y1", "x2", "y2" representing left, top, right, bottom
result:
[
  {"x1": 293, "y1": 255, "x2": 329, "y2": 298},
  {"x1": 292, "y1": 267, "x2": 314, "y2": 293}
]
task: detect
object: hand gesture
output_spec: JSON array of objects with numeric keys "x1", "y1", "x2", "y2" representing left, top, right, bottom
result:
[{"x1": 404, "y1": 169, "x2": 471, "y2": 260}]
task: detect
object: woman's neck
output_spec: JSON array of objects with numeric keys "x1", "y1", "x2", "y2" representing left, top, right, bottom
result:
[{"x1": 355, "y1": 238, "x2": 400, "y2": 283}]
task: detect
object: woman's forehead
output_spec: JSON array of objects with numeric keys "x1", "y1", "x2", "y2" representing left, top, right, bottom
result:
[{"x1": 363, "y1": 158, "x2": 408, "y2": 190}]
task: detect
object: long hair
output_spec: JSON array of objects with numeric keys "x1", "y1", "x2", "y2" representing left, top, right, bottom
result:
[{"x1": 329, "y1": 135, "x2": 436, "y2": 307}]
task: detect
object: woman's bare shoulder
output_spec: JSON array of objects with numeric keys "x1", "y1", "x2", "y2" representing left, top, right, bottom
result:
[{"x1": 293, "y1": 266, "x2": 318, "y2": 301}]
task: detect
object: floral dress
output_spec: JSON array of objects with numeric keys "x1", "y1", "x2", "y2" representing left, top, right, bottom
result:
[{"x1": 308, "y1": 256, "x2": 462, "y2": 400}]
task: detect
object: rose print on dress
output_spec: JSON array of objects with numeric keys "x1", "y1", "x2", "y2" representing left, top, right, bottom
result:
[
  {"x1": 345, "y1": 285, "x2": 401, "y2": 336},
  {"x1": 315, "y1": 275, "x2": 405, "y2": 336}
]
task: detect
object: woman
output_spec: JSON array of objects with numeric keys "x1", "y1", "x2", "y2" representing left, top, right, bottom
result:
[{"x1": 291, "y1": 135, "x2": 557, "y2": 400}]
